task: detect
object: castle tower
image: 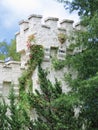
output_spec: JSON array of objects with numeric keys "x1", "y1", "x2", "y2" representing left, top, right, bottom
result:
[{"x1": 15, "y1": 14, "x2": 74, "y2": 93}]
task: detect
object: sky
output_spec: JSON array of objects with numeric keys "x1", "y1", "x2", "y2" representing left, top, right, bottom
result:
[{"x1": 0, "y1": 0, "x2": 79, "y2": 43}]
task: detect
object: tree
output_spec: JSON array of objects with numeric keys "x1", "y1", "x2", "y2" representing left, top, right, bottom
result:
[
  {"x1": 0, "y1": 41, "x2": 9, "y2": 60},
  {"x1": 7, "y1": 84, "x2": 29, "y2": 130},
  {"x1": 0, "y1": 99, "x2": 9, "y2": 130},
  {"x1": 63, "y1": 4, "x2": 98, "y2": 130},
  {"x1": 29, "y1": 65, "x2": 79, "y2": 130},
  {"x1": 0, "y1": 39, "x2": 20, "y2": 61},
  {"x1": 56, "y1": 0, "x2": 98, "y2": 17},
  {"x1": 55, "y1": 0, "x2": 98, "y2": 129},
  {"x1": 8, "y1": 39, "x2": 20, "y2": 61}
]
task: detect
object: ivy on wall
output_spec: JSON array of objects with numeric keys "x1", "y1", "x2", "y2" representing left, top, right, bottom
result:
[{"x1": 18, "y1": 39, "x2": 44, "y2": 111}]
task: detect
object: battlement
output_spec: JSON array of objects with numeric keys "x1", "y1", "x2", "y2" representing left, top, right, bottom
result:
[
  {"x1": 16, "y1": 14, "x2": 75, "y2": 54},
  {"x1": 15, "y1": 14, "x2": 79, "y2": 68}
]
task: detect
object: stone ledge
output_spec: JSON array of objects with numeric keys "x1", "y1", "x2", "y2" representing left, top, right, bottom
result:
[
  {"x1": 0, "y1": 60, "x2": 4, "y2": 63},
  {"x1": 45, "y1": 17, "x2": 59, "y2": 22},
  {"x1": 75, "y1": 22, "x2": 81, "y2": 27},
  {"x1": 19, "y1": 20, "x2": 29, "y2": 25},
  {"x1": 24, "y1": 27, "x2": 29, "y2": 31},
  {"x1": 41, "y1": 24, "x2": 50, "y2": 29},
  {"x1": 15, "y1": 31, "x2": 20, "y2": 36},
  {"x1": 3, "y1": 65, "x2": 12, "y2": 68},
  {"x1": 60, "y1": 19, "x2": 74, "y2": 24},
  {"x1": 4, "y1": 61, "x2": 21, "y2": 65},
  {"x1": 58, "y1": 27, "x2": 66, "y2": 31},
  {"x1": 28, "y1": 14, "x2": 42, "y2": 20}
]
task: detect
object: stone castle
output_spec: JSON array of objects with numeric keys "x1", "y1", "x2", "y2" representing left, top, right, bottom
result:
[{"x1": 0, "y1": 14, "x2": 82, "y2": 100}]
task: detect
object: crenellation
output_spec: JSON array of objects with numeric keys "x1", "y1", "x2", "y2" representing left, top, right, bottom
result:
[
  {"x1": 75, "y1": 22, "x2": 82, "y2": 30},
  {"x1": 41, "y1": 24, "x2": 50, "y2": 29},
  {"x1": 19, "y1": 20, "x2": 29, "y2": 33},
  {"x1": 60, "y1": 19, "x2": 74, "y2": 32},
  {"x1": 44, "y1": 17, "x2": 59, "y2": 29},
  {"x1": 16, "y1": 14, "x2": 76, "y2": 54},
  {"x1": 58, "y1": 27, "x2": 66, "y2": 32},
  {"x1": 28, "y1": 14, "x2": 42, "y2": 20},
  {"x1": 28, "y1": 14, "x2": 42, "y2": 31},
  {"x1": 24, "y1": 27, "x2": 29, "y2": 32},
  {"x1": 75, "y1": 22, "x2": 86, "y2": 31},
  {"x1": 15, "y1": 31, "x2": 20, "y2": 36}
]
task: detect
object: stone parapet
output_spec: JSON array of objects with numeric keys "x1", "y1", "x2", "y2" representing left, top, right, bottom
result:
[
  {"x1": 44, "y1": 17, "x2": 59, "y2": 29},
  {"x1": 19, "y1": 20, "x2": 29, "y2": 33},
  {"x1": 16, "y1": 14, "x2": 75, "y2": 53},
  {"x1": 60, "y1": 19, "x2": 74, "y2": 31}
]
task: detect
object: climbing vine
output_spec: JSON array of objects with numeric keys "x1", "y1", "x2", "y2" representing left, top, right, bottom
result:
[{"x1": 18, "y1": 37, "x2": 44, "y2": 111}]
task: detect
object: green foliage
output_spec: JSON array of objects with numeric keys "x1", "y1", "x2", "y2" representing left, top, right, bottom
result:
[
  {"x1": 63, "y1": 10, "x2": 98, "y2": 130},
  {"x1": 19, "y1": 44, "x2": 44, "y2": 93},
  {"x1": 0, "y1": 41, "x2": 9, "y2": 60},
  {"x1": 58, "y1": 0, "x2": 98, "y2": 17},
  {"x1": 18, "y1": 44, "x2": 44, "y2": 114},
  {"x1": 55, "y1": 0, "x2": 98, "y2": 129},
  {"x1": 52, "y1": 57, "x2": 66, "y2": 70},
  {"x1": 0, "y1": 39, "x2": 20, "y2": 61},
  {"x1": 28, "y1": 44, "x2": 44, "y2": 67},
  {"x1": 0, "y1": 84, "x2": 31, "y2": 130},
  {"x1": 8, "y1": 39, "x2": 20, "y2": 61},
  {"x1": 7, "y1": 84, "x2": 29, "y2": 130},
  {"x1": 29, "y1": 65, "x2": 79, "y2": 130},
  {"x1": 79, "y1": 75, "x2": 98, "y2": 129},
  {"x1": 0, "y1": 99, "x2": 9, "y2": 130}
]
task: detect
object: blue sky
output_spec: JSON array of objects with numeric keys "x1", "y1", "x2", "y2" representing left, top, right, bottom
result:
[{"x1": 0, "y1": 0, "x2": 79, "y2": 43}]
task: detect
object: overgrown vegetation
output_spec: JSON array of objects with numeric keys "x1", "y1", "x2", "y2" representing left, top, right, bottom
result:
[
  {"x1": 29, "y1": 65, "x2": 79, "y2": 130},
  {"x1": 0, "y1": 0, "x2": 98, "y2": 129},
  {"x1": 52, "y1": 57, "x2": 66, "y2": 70},
  {"x1": 18, "y1": 44, "x2": 44, "y2": 111},
  {"x1": 56, "y1": 0, "x2": 98, "y2": 129}
]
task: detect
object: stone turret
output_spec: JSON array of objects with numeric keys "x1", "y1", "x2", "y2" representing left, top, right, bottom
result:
[
  {"x1": 19, "y1": 20, "x2": 29, "y2": 33},
  {"x1": 60, "y1": 19, "x2": 74, "y2": 32},
  {"x1": 75, "y1": 22, "x2": 86, "y2": 31},
  {"x1": 44, "y1": 17, "x2": 59, "y2": 29},
  {"x1": 28, "y1": 14, "x2": 42, "y2": 31},
  {"x1": 15, "y1": 14, "x2": 75, "y2": 67}
]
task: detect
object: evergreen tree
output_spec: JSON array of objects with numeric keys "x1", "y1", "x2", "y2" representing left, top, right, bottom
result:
[
  {"x1": 29, "y1": 65, "x2": 78, "y2": 130},
  {"x1": 63, "y1": 6, "x2": 98, "y2": 130},
  {"x1": 7, "y1": 85, "x2": 29, "y2": 130},
  {"x1": 0, "y1": 99, "x2": 9, "y2": 130},
  {"x1": 55, "y1": 0, "x2": 98, "y2": 129}
]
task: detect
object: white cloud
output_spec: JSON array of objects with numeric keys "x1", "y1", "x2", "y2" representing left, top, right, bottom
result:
[
  {"x1": 1, "y1": 0, "x2": 43, "y2": 17},
  {"x1": 0, "y1": 0, "x2": 79, "y2": 41},
  {"x1": 1, "y1": 0, "x2": 79, "y2": 21}
]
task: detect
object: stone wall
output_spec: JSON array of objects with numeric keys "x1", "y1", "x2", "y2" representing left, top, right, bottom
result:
[{"x1": 0, "y1": 60, "x2": 22, "y2": 100}]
